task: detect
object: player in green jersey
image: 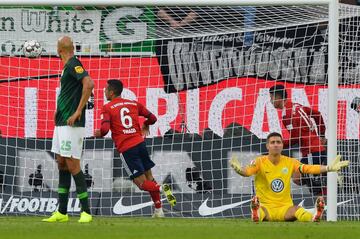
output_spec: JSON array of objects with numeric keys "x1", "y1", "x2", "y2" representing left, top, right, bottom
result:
[{"x1": 43, "y1": 36, "x2": 94, "y2": 223}]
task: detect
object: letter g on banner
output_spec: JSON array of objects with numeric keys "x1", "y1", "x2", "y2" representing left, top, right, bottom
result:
[{"x1": 102, "y1": 7, "x2": 147, "y2": 44}]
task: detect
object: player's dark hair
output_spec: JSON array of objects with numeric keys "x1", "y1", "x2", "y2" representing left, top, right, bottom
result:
[
  {"x1": 266, "y1": 132, "x2": 283, "y2": 142},
  {"x1": 269, "y1": 84, "x2": 287, "y2": 99},
  {"x1": 107, "y1": 79, "x2": 123, "y2": 96}
]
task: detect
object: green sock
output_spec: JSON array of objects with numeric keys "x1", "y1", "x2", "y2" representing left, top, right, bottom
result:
[
  {"x1": 58, "y1": 170, "x2": 71, "y2": 215},
  {"x1": 73, "y1": 171, "x2": 90, "y2": 214}
]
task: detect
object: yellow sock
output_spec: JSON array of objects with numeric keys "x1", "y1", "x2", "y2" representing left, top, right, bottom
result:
[{"x1": 295, "y1": 207, "x2": 312, "y2": 222}]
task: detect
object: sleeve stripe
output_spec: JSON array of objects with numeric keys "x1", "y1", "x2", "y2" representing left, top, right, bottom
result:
[{"x1": 299, "y1": 164, "x2": 304, "y2": 174}]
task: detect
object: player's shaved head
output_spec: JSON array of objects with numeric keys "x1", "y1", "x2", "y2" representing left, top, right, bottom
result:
[{"x1": 57, "y1": 36, "x2": 74, "y2": 53}]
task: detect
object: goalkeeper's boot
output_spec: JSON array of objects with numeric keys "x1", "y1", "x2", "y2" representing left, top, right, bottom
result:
[
  {"x1": 42, "y1": 211, "x2": 69, "y2": 223},
  {"x1": 78, "y1": 211, "x2": 93, "y2": 223},
  {"x1": 250, "y1": 196, "x2": 260, "y2": 222},
  {"x1": 152, "y1": 207, "x2": 165, "y2": 218},
  {"x1": 312, "y1": 196, "x2": 325, "y2": 222},
  {"x1": 162, "y1": 184, "x2": 176, "y2": 207}
]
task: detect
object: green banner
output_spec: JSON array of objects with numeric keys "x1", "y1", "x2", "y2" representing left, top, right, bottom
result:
[
  {"x1": 99, "y1": 7, "x2": 155, "y2": 53},
  {"x1": 0, "y1": 6, "x2": 155, "y2": 55}
]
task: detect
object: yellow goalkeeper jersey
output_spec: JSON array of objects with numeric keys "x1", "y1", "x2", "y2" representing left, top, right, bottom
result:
[{"x1": 244, "y1": 154, "x2": 321, "y2": 208}]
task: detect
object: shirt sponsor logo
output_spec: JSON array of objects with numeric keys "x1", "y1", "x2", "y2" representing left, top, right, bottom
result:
[{"x1": 271, "y1": 179, "x2": 284, "y2": 193}]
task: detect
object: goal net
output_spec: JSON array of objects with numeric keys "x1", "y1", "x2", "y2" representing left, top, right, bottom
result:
[{"x1": 0, "y1": 3, "x2": 359, "y2": 220}]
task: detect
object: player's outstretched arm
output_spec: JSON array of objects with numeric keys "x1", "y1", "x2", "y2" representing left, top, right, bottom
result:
[{"x1": 299, "y1": 155, "x2": 349, "y2": 174}]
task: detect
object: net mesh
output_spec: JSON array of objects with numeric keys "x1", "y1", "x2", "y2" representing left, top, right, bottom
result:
[{"x1": 0, "y1": 4, "x2": 359, "y2": 220}]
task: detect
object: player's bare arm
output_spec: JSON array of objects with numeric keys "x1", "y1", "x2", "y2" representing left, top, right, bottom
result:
[
  {"x1": 142, "y1": 124, "x2": 150, "y2": 136},
  {"x1": 138, "y1": 103, "x2": 157, "y2": 136},
  {"x1": 141, "y1": 113, "x2": 157, "y2": 136},
  {"x1": 67, "y1": 76, "x2": 94, "y2": 126},
  {"x1": 94, "y1": 129, "x2": 102, "y2": 138},
  {"x1": 94, "y1": 108, "x2": 110, "y2": 138}
]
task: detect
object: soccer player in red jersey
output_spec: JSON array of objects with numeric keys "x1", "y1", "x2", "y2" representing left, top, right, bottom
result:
[
  {"x1": 269, "y1": 84, "x2": 327, "y2": 195},
  {"x1": 94, "y1": 80, "x2": 176, "y2": 217}
]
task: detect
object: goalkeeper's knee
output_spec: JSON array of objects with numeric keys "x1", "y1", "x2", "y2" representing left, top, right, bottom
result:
[
  {"x1": 295, "y1": 207, "x2": 312, "y2": 222},
  {"x1": 259, "y1": 207, "x2": 266, "y2": 222}
]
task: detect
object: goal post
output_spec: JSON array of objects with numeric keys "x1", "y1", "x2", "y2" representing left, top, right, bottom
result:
[
  {"x1": 327, "y1": 0, "x2": 339, "y2": 222},
  {"x1": 1, "y1": 1, "x2": 357, "y2": 222}
]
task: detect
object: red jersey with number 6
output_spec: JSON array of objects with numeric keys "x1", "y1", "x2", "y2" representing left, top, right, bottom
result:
[{"x1": 100, "y1": 97, "x2": 157, "y2": 153}]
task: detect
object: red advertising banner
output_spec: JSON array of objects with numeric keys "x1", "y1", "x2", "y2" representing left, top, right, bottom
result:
[{"x1": 0, "y1": 57, "x2": 359, "y2": 139}]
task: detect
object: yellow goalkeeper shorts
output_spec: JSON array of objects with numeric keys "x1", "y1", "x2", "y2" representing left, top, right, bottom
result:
[{"x1": 264, "y1": 205, "x2": 293, "y2": 222}]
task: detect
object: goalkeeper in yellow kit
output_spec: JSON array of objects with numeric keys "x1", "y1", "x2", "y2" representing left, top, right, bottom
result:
[{"x1": 230, "y1": 132, "x2": 349, "y2": 222}]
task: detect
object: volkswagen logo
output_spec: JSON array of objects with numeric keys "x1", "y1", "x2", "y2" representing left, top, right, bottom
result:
[{"x1": 271, "y1": 179, "x2": 284, "y2": 193}]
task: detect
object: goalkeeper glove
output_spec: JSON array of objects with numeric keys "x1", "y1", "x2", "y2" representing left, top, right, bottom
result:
[
  {"x1": 230, "y1": 156, "x2": 242, "y2": 175},
  {"x1": 326, "y1": 155, "x2": 349, "y2": 172}
]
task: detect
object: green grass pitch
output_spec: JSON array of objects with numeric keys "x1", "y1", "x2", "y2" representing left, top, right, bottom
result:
[{"x1": 1, "y1": 216, "x2": 359, "y2": 239}]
